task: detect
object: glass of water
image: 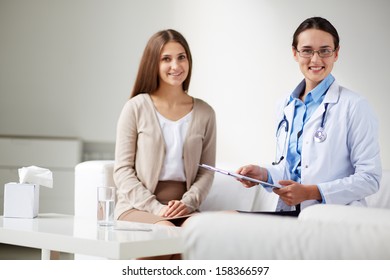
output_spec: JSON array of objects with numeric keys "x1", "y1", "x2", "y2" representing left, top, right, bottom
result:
[{"x1": 97, "y1": 186, "x2": 116, "y2": 226}]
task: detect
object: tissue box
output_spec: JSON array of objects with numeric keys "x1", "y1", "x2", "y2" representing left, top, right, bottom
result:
[{"x1": 3, "y1": 183, "x2": 40, "y2": 218}]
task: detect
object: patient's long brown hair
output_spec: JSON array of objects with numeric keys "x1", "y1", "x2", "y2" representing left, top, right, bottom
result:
[{"x1": 130, "y1": 29, "x2": 193, "y2": 98}]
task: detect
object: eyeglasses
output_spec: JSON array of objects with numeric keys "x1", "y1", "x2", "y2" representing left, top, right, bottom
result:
[{"x1": 296, "y1": 48, "x2": 336, "y2": 58}]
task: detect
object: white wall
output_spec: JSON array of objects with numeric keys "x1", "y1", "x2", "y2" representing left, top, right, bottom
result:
[{"x1": 1, "y1": 0, "x2": 389, "y2": 169}]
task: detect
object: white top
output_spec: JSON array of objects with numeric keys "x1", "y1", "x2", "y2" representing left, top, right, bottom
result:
[{"x1": 156, "y1": 110, "x2": 193, "y2": 181}]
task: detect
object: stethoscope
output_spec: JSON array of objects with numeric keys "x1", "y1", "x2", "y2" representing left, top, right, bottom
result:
[{"x1": 272, "y1": 103, "x2": 329, "y2": 165}]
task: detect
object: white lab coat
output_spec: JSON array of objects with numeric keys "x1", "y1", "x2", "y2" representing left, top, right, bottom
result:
[{"x1": 267, "y1": 80, "x2": 382, "y2": 211}]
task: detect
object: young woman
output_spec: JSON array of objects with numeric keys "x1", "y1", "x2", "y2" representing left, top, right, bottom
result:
[
  {"x1": 114, "y1": 29, "x2": 216, "y2": 226},
  {"x1": 237, "y1": 17, "x2": 381, "y2": 216}
]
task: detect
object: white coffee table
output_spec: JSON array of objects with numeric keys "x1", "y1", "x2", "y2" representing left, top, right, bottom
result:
[{"x1": 0, "y1": 213, "x2": 184, "y2": 260}]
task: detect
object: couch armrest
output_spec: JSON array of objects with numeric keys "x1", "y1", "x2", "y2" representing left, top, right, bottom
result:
[{"x1": 74, "y1": 160, "x2": 115, "y2": 218}]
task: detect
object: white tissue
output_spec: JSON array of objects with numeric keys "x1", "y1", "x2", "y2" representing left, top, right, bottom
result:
[{"x1": 18, "y1": 165, "x2": 53, "y2": 188}]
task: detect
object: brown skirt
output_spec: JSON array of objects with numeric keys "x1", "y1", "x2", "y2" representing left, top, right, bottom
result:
[{"x1": 118, "y1": 181, "x2": 190, "y2": 225}]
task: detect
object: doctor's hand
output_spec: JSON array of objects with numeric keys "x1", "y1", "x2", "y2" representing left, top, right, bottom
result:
[
  {"x1": 236, "y1": 164, "x2": 268, "y2": 188},
  {"x1": 274, "y1": 180, "x2": 322, "y2": 206}
]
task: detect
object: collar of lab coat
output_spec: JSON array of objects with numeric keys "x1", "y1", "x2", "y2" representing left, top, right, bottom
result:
[{"x1": 283, "y1": 79, "x2": 341, "y2": 124}]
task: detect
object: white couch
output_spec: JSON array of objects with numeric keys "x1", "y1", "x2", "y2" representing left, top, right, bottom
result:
[
  {"x1": 74, "y1": 161, "x2": 390, "y2": 259},
  {"x1": 183, "y1": 170, "x2": 390, "y2": 259}
]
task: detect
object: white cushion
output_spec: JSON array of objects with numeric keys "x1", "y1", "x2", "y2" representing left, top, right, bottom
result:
[{"x1": 199, "y1": 163, "x2": 278, "y2": 212}]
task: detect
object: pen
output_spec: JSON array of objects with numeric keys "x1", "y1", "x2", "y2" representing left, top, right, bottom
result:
[{"x1": 114, "y1": 227, "x2": 152, "y2": 232}]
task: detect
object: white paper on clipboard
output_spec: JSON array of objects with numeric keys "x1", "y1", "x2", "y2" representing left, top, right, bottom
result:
[{"x1": 198, "y1": 164, "x2": 280, "y2": 188}]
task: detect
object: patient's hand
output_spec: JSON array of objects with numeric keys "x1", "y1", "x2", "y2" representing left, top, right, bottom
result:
[
  {"x1": 164, "y1": 200, "x2": 190, "y2": 218},
  {"x1": 158, "y1": 205, "x2": 169, "y2": 217}
]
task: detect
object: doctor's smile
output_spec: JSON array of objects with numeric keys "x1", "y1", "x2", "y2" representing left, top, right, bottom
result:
[{"x1": 309, "y1": 66, "x2": 325, "y2": 71}]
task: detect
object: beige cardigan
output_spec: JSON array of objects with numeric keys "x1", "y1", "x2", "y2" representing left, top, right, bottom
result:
[{"x1": 114, "y1": 94, "x2": 216, "y2": 219}]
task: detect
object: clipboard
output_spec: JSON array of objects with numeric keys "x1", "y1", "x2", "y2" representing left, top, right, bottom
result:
[{"x1": 199, "y1": 164, "x2": 280, "y2": 188}]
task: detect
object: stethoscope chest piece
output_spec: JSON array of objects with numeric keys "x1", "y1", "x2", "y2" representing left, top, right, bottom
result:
[{"x1": 314, "y1": 127, "x2": 327, "y2": 143}]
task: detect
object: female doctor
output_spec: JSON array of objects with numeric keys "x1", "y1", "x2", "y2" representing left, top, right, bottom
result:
[{"x1": 237, "y1": 17, "x2": 381, "y2": 216}]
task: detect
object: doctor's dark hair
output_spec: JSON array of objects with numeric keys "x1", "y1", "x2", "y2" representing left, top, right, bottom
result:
[
  {"x1": 292, "y1": 17, "x2": 340, "y2": 50},
  {"x1": 130, "y1": 29, "x2": 193, "y2": 98}
]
